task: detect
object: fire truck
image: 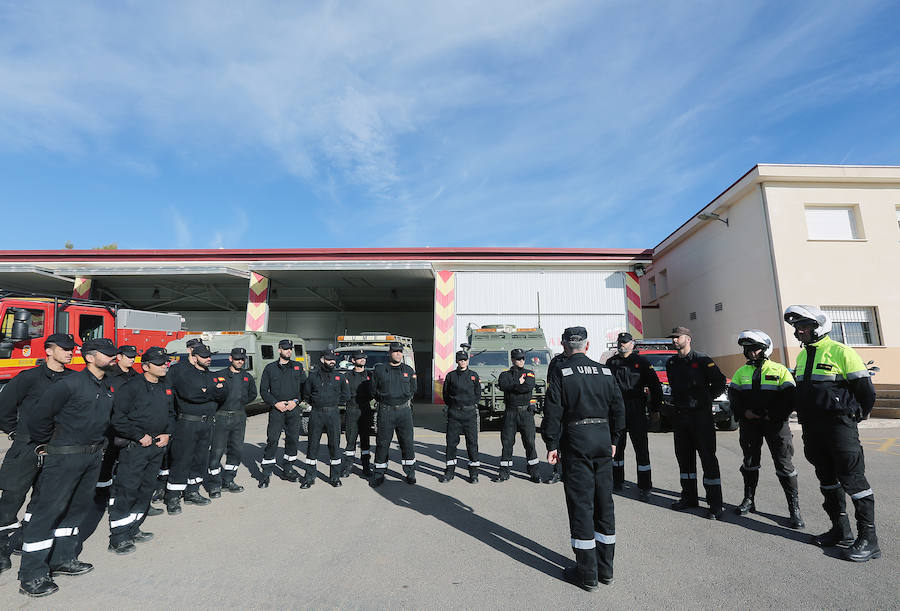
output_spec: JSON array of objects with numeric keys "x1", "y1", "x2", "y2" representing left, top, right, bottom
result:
[{"x1": 0, "y1": 290, "x2": 187, "y2": 387}]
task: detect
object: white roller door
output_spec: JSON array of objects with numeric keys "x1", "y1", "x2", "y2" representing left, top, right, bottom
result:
[{"x1": 454, "y1": 270, "x2": 627, "y2": 361}]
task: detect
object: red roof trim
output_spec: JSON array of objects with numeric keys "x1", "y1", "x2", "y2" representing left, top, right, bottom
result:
[{"x1": 0, "y1": 247, "x2": 653, "y2": 263}]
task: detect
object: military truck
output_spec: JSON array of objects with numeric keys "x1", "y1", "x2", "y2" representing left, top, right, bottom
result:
[
  {"x1": 463, "y1": 324, "x2": 553, "y2": 423},
  {"x1": 334, "y1": 333, "x2": 415, "y2": 371},
  {"x1": 165, "y1": 330, "x2": 308, "y2": 415}
]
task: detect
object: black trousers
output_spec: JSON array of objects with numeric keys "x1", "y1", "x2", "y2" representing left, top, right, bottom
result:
[
  {"x1": 19, "y1": 451, "x2": 101, "y2": 581},
  {"x1": 0, "y1": 439, "x2": 40, "y2": 556},
  {"x1": 613, "y1": 403, "x2": 652, "y2": 489},
  {"x1": 373, "y1": 404, "x2": 416, "y2": 476},
  {"x1": 801, "y1": 413, "x2": 875, "y2": 526},
  {"x1": 96, "y1": 434, "x2": 119, "y2": 491},
  {"x1": 561, "y1": 422, "x2": 615, "y2": 583},
  {"x1": 343, "y1": 406, "x2": 372, "y2": 461},
  {"x1": 500, "y1": 407, "x2": 538, "y2": 473},
  {"x1": 207, "y1": 411, "x2": 246, "y2": 489},
  {"x1": 738, "y1": 417, "x2": 797, "y2": 488},
  {"x1": 445, "y1": 406, "x2": 479, "y2": 468},
  {"x1": 305, "y1": 408, "x2": 341, "y2": 478},
  {"x1": 109, "y1": 444, "x2": 165, "y2": 545},
  {"x1": 165, "y1": 419, "x2": 212, "y2": 499},
  {"x1": 672, "y1": 408, "x2": 722, "y2": 509},
  {"x1": 262, "y1": 408, "x2": 301, "y2": 475}
]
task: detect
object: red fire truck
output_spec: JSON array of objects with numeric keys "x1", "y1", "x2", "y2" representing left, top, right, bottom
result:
[{"x1": 0, "y1": 290, "x2": 187, "y2": 386}]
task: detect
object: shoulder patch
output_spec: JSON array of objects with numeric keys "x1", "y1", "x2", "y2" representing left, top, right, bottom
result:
[
  {"x1": 601, "y1": 367, "x2": 611, "y2": 375},
  {"x1": 561, "y1": 367, "x2": 573, "y2": 377},
  {"x1": 470, "y1": 375, "x2": 476, "y2": 381},
  {"x1": 765, "y1": 374, "x2": 779, "y2": 381},
  {"x1": 707, "y1": 362, "x2": 715, "y2": 367},
  {"x1": 294, "y1": 366, "x2": 300, "y2": 371},
  {"x1": 244, "y1": 376, "x2": 249, "y2": 381},
  {"x1": 403, "y1": 372, "x2": 409, "y2": 377},
  {"x1": 816, "y1": 363, "x2": 834, "y2": 371},
  {"x1": 526, "y1": 372, "x2": 535, "y2": 377},
  {"x1": 334, "y1": 376, "x2": 341, "y2": 381},
  {"x1": 165, "y1": 389, "x2": 172, "y2": 395}
]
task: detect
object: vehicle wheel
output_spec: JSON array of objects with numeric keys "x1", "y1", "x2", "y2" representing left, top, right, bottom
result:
[{"x1": 716, "y1": 413, "x2": 739, "y2": 431}]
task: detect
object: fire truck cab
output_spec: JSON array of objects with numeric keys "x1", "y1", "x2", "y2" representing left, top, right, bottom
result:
[{"x1": 0, "y1": 290, "x2": 186, "y2": 386}]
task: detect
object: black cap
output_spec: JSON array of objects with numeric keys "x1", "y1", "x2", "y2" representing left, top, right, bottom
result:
[
  {"x1": 278, "y1": 339, "x2": 293, "y2": 349},
  {"x1": 388, "y1": 342, "x2": 403, "y2": 353},
  {"x1": 617, "y1": 332, "x2": 633, "y2": 344},
  {"x1": 455, "y1": 350, "x2": 469, "y2": 362},
  {"x1": 510, "y1": 348, "x2": 526, "y2": 360},
  {"x1": 193, "y1": 344, "x2": 212, "y2": 358},
  {"x1": 230, "y1": 347, "x2": 247, "y2": 359},
  {"x1": 185, "y1": 337, "x2": 203, "y2": 349},
  {"x1": 351, "y1": 350, "x2": 367, "y2": 359},
  {"x1": 668, "y1": 326, "x2": 692, "y2": 338},
  {"x1": 322, "y1": 348, "x2": 337, "y2": 360},
  {"x1": 83, "y1": 338, "x2": 118, "y2": 356},
  {"x1": 45, "y1": 333, "x2": 76, "y2": 350},
  {"x1": 562, "y1": 326, "x2": 588, "y2": 342},
  {"x1": 118, "y1": 345, "x2": 138, "y2": 358},
  {"x1": 143, "y1": 347, "x2": 169, "y2": 366}
]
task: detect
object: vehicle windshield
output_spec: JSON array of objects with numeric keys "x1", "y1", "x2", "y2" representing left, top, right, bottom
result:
[
  {"x1": 469, "y1": 351, "x2": 509, "y2": 367},
  {"x1": 641, "y1": 353, "x2": 674, "y2": 370},
  {"x1": 335, "y1": 350, "x2": 391, "y2": 369},
  {"x1": 523, "y1": 349, "x2": 552, "y2": 366}
]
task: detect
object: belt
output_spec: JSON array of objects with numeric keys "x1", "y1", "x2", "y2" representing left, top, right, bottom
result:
[
  {"x1": 178, "y1": 413, "x2": 213, "y2": 422},
  {"x1": 43, "y1": 441, "x2": 107, "y2": 455},
  {"x1": 570, "y1": 417, "x2": 607, "y2": 425},
  {"x1": 312, "y1": 405, "x2": 339, "y2": 411},
  {"x1": 215, "y1": 410, "x2": 244, "y2": 416},
  {"x1": 381, "y1": 402, "x2": 411, "y2": 409},
  {"x1": 508, "y1": 404, "x2": 532, "y2": 411},
  {"x1": 449, "y1": 404, "x2": 478, "y2": 410}
]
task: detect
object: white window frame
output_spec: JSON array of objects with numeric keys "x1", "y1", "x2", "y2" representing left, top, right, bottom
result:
[
  {"x1": 804, "y1": 204, "x2": 864, "y2": 241},
  {"x1": 821, "y1": 306, "x2": 882, "y2": 347},
  {"x1": 648, "y1": 277, "x2": 657, "y2": 301}
]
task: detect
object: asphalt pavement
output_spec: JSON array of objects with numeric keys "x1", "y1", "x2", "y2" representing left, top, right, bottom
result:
[{"x1": 0, "y1": 405, "x2": 898, "y2": 610}]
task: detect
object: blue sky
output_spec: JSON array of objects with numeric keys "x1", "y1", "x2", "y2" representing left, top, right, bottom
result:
[{"x1": 1, "y1": 1, "x2": 899, "y2": 250}]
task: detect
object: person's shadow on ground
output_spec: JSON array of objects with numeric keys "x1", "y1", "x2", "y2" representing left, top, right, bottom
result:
[{"x1": 371, "y1": 473, "x2": 572, "y2": 581}]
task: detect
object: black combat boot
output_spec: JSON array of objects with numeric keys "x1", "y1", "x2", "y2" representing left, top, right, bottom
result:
[
  {"x1": 183, "y1": 491, "x2": 211, "y2": 506},
  {"x1": 404, "y1": 466, "x2": 417, "y2": 485},
  {"x1": 496, "y1": 467, "x2": 510, "y2": 482},
  {"x1": 341, "y1": 455, "x2": 353, "y2": 478},
  {"x1": 439, "y1": 465, "x2": 456, "y2": 483},
  {"x1": 566, "y1": 548, "x2": 599, "y2": 592},
  {"x1": 370, "y1": 473, "x2": 385, "y2": 488},
  {"x1": 19, "y1": 575, "x2": 59, "y2": 597},
  {"x1": 329, "y1": 464, "x2": 343, "y2": 488},
  {"x1": 842, "y1": 524, "x2": 881, "y2": 562},
  {"x1": 146, "y1": 505, "x2": 164, "y2": 516},
  {"x1": 469, "y1": 466, "x2": 479, "y2": 484},
  {"x1": 527, "y1": 464, "x2": 541, "y2": 483},
  {"x1": 258, "y1": 473, "x2": 270, "y2": 488},
  {"x1": 545, "y1": 462, "x2": 562, "y2": 484},
  {"x1": 165, "y1": 496, "x2": 182, "y2": 515},
  {"x1": 108, "y1": 540, "x2": 136, "y2": 555},
  {"x1": 672, "y1": 475, "x2": 699, "y2": 510},
  {"x1": 0, "y1": 549, "x2": 12, "y2": 575},
  {"x1": 612, "y1": 462, "x2": 625, "y2": 491},
  {"x1": 735, "y1": 483, "x2": 756, "y2": 515},
  {"x1": 51, "y1": 559, "x2": 94, "y2": 576},
  {"x1": 282, "y1": 463, "x2": 300, "y2": 483},
  {"x1": 132, "y1": 530, "x2": 154, "y2": 543},
  {"x1": 223, "y1": 481, "x2": 244, "y2": 493},
  {"x1": 361, "y1": 454, "x2": 372, "y2": 477},
  {"x1": 813, "y1": 512, "x2": 854, "y2": 548},
  {"x1": 779, "y1": 476, "x2": 805, "y2": 529}
]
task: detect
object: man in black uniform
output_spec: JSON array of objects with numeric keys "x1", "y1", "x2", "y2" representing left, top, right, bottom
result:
[
  {"x1": 17, "y1": 338, "x2": 117, "y2": 597},
  {"x1": 93, "y1": 345, "x2": 138, "y2": 503},
  {"x1": 606, "y1": 332, "x2": 662, "y2": 501},
  {"x1": 301, "y1": 349, "x2": 350, "y2": 488},
  {"x1": 258, "y1": 339, "x2": 307, "y2": 487},
  {"x1": 370, "y1": 342, "x2": 417, "y2": 487},
  {"x1": 342, "y1": 350, "x2": 373, "y2": 478},
  {"x1": 665, "y1": 326, "x2": 727, "y2": 520},
  {"x1": 205, "y1": 347, "x2": 257, "y2": 497},
  {"x1": 497, "y1": 348, "x2": 540, "y2": 483},
  {"x1": 0, "y1": 333, "x2": 75, "y2": 574},
  {"x1": 107, "y1": 347, "x2": 174, "y2": 554},
  {"x1": 544, "y1": 326, "x2": 625, "y2": 591},
  {"x1": 439, "y1": 350, "x2": 481, "y2": 483},
  {"x1": 164, "y1": 343, "x2": 227, "y2": 514},
  {"x1": 542, "y1": 342, "x2": 572, "y2": 484}
]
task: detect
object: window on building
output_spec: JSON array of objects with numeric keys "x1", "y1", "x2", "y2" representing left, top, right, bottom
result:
[
  {"x1": 822, "y1": 306, "x2": 881, "y2": 346},
  {"x1": 658, "y1": 269, "x2": 668, "y2": 295},
  {"x1": 648, "y1": 277, "x2": 657, "y2": 301},
  {"x1": 805, "y1": 206, "x2": 861, "y2": 240}
]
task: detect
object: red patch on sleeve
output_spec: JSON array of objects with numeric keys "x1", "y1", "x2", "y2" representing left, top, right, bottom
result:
[
  {"x1": 243, "y1": 376, "x2": 249, "y2": 381},
  {"x1": 403, "y1": 372, "x2": 408, "y2": 377},
  {"x1": 110, "y1": 386, "x2": 115, "y2": 392},
  {"x1": 165, "y1": 389, "x2": 172, "y2": 395},
  {"x1": 470, "y1": 375, "x2": 476, "y2": 380},
  {"x1": 334, "y1": 376, "x2": 340, "y2": 381},
  {"x1": 691, "y1": 362, "x2": 699, "y2": 369},
  {"x1": 634, "y1": 363, "x2": 640, "y2": 369},
  {"x1": 294, "y1": 366, "x2": 300, "y2": 370}
]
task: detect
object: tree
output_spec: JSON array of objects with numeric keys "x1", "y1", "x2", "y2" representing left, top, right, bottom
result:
[{"x1": 64, "y1": 241, "x2": 74, "y2": 249}]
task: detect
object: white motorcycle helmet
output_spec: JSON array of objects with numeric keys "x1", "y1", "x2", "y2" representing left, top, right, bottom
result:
[
  {"x1": 784, "y1": 305, "x2": 832, "y2": 341},
  {"x1": 737, "y1": 329, "x2": 774, "y2": 358}
]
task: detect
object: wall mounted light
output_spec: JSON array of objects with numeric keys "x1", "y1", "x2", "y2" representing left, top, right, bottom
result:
[{"x1": 698, "y1": 212, "x2": 729, "y2": 226}]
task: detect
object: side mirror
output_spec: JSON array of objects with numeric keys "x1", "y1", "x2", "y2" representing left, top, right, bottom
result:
[{"x1": 9, "y1": 309, "x2": 32, "y2": 342}]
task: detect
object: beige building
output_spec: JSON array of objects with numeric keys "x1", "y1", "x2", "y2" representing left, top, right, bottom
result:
[{"x1": 640, "y1": 164, "x2": 900, "y2": 392}]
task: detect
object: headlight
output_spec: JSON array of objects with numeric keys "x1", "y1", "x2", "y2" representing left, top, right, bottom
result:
[
  {"x1": 714, "y1": 392, "x2": 728, "y2": 402},
  {"x1": 661, "y1": 384, "x2": 671, "y2": 396}
]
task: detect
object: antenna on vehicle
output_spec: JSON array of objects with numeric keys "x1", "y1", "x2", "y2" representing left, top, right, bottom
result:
[{"x1": 536, "y1": 292, "x2": 542, "y2": 328}]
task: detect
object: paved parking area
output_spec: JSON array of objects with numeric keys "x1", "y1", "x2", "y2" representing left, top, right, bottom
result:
[{"x1": 0, "y1": 406, "x2": 897, "y2": 609}]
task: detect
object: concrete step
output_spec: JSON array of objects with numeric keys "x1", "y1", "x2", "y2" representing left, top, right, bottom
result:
[
  {"x1": 874, "y1": 397, "x2": 900, "y2": 409},
  {"x1": 872, "y1": 406, "x2": 900, "y2": 419}
]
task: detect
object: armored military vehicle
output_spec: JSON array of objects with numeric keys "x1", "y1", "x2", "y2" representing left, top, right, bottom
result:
[
  {"x1": 463, "y1": 324, "x2": 553, "y2": 423},
  {"x1": 334, "y1": 333, "x2": 415, "y2": 372}
]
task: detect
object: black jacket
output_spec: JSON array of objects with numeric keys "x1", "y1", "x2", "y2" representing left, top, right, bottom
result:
[
  {"x1": 106, "y1": 365, "x2": 139, "y2": 391},
  {"x1": 606, "y1": 352, "x2": 663, "y2": 413},
  {"x1": 371, "y1": 362, "x2": 417, "y2": 405},
  {"x1": 498, "y1": 365, "x2": 536, "y2": 408},
  {"x1": 543, "y1": 353, "x2": 626, "y2": 452},
  {"x1": 345, "y1": 369, "x2": 372, "y2": 410},
  {"x1": 260, "y1": 360, "x2": 307, "y2": 407},
  {"x1": 218, "y1": 367, "x2": 258, "y2": 412},
  {"x1": 111, "y1": 374, "x2": 176, "y2": 440},
  {"x1": 442, "y1": 367, "x2": 481, "y2": 407},
  {"x1": 171, "y1": 364, "x2": 228, "y2": 417},
  {"x1": 303, "y1": 366, "x2": 350, "y2": 409},
  {"x1": 0, "y1": 363, "x2": 74, "y2": 437},
  {"x1": 665, "y1": 350, "x2": 727, "y2": 411},
  {"x1": 28, "y1": 368, "x2": 113, "y2": 446}
]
